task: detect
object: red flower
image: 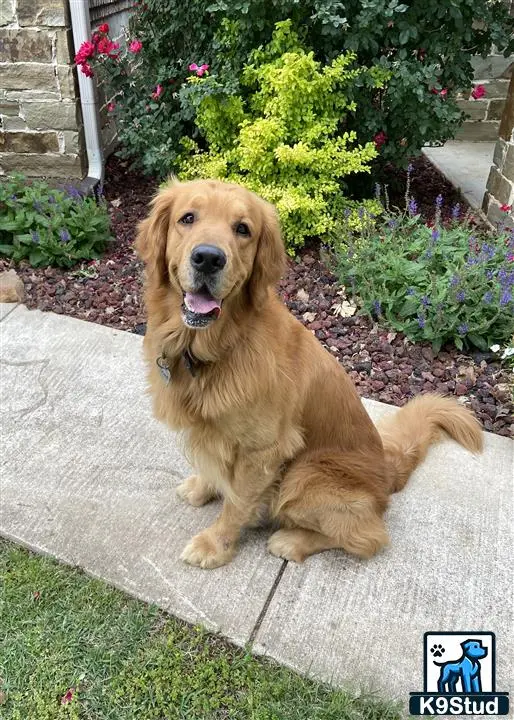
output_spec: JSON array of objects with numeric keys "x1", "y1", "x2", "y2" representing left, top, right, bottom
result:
[
  {"x1": 107, "y1": 102, "x2": 116, "y2": 112},
  {"x1": 96, "y1": 36, "x2": 119, "y2": 57},
  {"x1": 151, "y1": 84, "x2": 163, "y2": 100},
  {"x1": 74, "y1": 40, "x2": 95, "y2": 64},
  {"x1": 500, "y1": 204, "x2": 512, "y2": 212},
  {"x1": 431, "y1": 87, "x2": 447, "y2": 97},
  {"x1": 98, "y1": 23, "x2": 109, "y2": 33},
  {"x1": 61, "y1": 688, "x2": 75, "y2": 705},
  {"x1": 80, "y1": 62, "x2": 94, "y2": 77},
  {"x1": 373, "y1": 130, "x2": 387, "y2": 149},
  {"x1": 129, "y1": 39, "x2": 143, "y2": 53},
  {"x1": 471, "y1": 84, "x2": 486, "y2": 100}
]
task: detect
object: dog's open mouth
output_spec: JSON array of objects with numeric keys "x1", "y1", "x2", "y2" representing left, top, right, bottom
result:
[{"x1": 182, "y1": 288, "x2": 222, "y2": 328}]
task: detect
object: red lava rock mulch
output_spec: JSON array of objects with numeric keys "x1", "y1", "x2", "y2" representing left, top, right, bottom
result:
[{"x1": 1, "y1": 156, "x2": 512, "y2": 437}]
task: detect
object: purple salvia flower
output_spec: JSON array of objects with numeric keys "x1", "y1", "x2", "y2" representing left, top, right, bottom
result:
[
  {"x1": 451, "y1": 203, "x2": 461, "y2": 219},
  {"x1": 372, "y1": 300, "x2": 382, "y2": 315},
  {"x1": 456, "y1": 290, "x2": 466, "y2": 302},
  {"x1": 408, "y1": 198, "x2": 418, "y2": 216},
  {"x1": 482, "y1": 291, "x2": 493, "y2": 305},
  {"x1": 500, "y1": 289, "x2": 512, "y2": 306},
  {"x1": 59, "y1": 228, "x2": 71, "y2": 244},
  {"x1": 431, "y1": 228, "x2": 440, "y2": 242},
  {"x1": 450, "y1": 275, "x2": 460, "y2": 287},
  {"x1": 457, "y1": 323, "x2": 468, "y2": 335},
  {"x1": 31, "y1": 231, "x2": 40, "y2": 244},
  {"x1": 406, "y1": 287, "x2": 415, "y2": 296},
  {"x1": 417, "y1": 314, "x2": 426, "y2": 329},
  {"x1": 435, "y1": 194, "x2": 444, "y2": 208},
  {"x1": 421, "y1": 295, "x2": 430, "y2": 307}
]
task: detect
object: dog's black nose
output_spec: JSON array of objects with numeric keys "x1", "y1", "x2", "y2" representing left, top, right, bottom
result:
[{"x1": 190, "y1": 245, "x2": 227, "y2": 274}]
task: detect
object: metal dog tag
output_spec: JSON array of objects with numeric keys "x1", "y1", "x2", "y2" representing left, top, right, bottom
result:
[{"x1": 156, "y1": 355, "x2": 171, "y2": 385}]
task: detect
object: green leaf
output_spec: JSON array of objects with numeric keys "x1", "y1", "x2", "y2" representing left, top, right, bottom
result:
[
  {"x1": 467, "y1": 333, "x2": 488, "y2": 351},
  {"x1": 454, "y1": 336, "x2": 463, "y2": 350}
]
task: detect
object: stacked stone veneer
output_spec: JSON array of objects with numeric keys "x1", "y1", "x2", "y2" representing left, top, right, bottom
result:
[
  {"x1": 0, "y1": 0, "x2": 84, "y2": 178},
  {"x1": 483, "y1": 71, "x2": 514, "y2": 228},
  {"x1": 456, "y1": 54, "x2": 513, "y2": 142}
]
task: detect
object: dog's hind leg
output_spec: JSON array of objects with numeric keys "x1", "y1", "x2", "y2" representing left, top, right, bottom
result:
[{"x1": 270, "y1": 450, "x2": 390, "y2": 562}]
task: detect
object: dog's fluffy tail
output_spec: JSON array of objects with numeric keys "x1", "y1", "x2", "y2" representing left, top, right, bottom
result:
[{"x1": 377, "y1": 394, "x2": 483, "y2": 493}]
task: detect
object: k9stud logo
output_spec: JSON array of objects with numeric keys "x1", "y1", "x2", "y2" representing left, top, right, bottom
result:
[{"x1": 409, "y1": 632, "x2": 509, "y2": 716}]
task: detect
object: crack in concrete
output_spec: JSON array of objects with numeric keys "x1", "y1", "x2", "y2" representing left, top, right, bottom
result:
[
  {"x1": 142, "y1": 555, "x2": 218, "y2": 630},
  {"x1": 248, "y1": 559, "x2": 288, "y2": 646}
]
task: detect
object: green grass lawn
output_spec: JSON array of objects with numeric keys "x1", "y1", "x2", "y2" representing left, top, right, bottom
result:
[{"x1": 0, "y1": 540, "x2": 402, "y2": 719}]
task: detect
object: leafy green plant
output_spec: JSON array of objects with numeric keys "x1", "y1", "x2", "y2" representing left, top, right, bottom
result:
[
  {"x1": 0, "y1": 176, "x2": 111, "y2": 268},
  {"x1": 177, "y1": 21, "x2": 385, "y2": 251},
  {"x1": 205, "y1": 0, "x2": 514, "y2": 168},
  {"x1": 336, "y1": 196, "x2": 514, "y2": 353},
  {"x1": 77, "y1": 1, "x2": 512, "y2": 178}
]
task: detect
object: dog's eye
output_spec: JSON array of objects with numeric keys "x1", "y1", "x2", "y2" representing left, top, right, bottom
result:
[
  {"x1": 179, "y1": 212, "x2": 195, "y2": 225},
  {"x1": 236, "y1": 222, "x2": 250, "y2": 236}
]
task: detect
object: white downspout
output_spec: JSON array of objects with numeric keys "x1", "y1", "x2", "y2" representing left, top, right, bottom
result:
[{"x1": 69, "y1": 0, "x2": 104, "y2": 187}]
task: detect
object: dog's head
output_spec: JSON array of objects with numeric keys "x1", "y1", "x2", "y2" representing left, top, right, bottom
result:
[
  {"x1": 136, "y1": 179, "x2": 285, "y2": 329},
  {"x1": 461, "y1": 640, "x2": 488, "y2": 660}
]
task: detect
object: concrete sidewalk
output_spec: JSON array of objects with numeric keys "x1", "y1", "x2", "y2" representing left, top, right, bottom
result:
[
  {"x1": 1, "y1": 304, "x2": 512, "y2": 710},
  {"x1": 423, "y1": 141, "x2": 495, "y2": 211}
]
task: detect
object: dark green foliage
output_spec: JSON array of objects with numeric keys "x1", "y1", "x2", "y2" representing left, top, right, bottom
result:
[{"x1": 0, "y1": 176, "x2": 111, "y2": 268}]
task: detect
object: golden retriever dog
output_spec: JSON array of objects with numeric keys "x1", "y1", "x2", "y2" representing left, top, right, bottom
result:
[{"x1": 136, "y1": 179, "x2": 483, "y2": 569}]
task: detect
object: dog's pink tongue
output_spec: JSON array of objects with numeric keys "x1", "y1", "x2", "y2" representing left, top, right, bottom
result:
[{"x1": 185, "y1": 291, "x2": 221, "y2": 315}]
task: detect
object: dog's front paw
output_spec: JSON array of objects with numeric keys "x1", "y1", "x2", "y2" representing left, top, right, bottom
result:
[
  {"x1": 268, "y1": 529, "x2": 306, "y2": 563},
  {"x1": 181, "y1": 530, "x2": 236, "y2": 569},
  {"x1": 177, "y1": 475, "x2": 216, "y2": 507}
]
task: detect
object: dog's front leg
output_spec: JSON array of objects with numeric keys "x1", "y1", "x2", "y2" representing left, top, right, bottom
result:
[{"x1": 181, "y1": 447, "x2": 278, "y2": 569}]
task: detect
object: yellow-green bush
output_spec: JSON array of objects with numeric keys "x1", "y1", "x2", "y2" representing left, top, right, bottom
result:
[{"x1": 178, "y1": 21, "x2": 388, "y2": 253}]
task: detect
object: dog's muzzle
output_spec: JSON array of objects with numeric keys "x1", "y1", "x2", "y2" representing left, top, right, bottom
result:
[{"x1": 181, "y1": 244, "x2": 225, "y2": 329}]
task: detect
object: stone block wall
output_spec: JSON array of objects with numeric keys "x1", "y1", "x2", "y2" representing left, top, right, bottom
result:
[
  {"x1": 456, "y1": 55, "x2": 513, "y2": 142},
  {"x1": 0, "y1": 0, "x2": 85, "y2": 178},
  {"x1": 483, "y1": 71, "x2": 514, "y2": 228}
]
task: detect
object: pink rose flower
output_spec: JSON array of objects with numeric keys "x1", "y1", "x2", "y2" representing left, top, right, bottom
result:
[
  {"x1": 129, "y1": 39, "x2": 143, "y2": 53},
  {"x1": 74, "y1": 41, "x2": 95, "y2": 64},
  {"x1": 80, "y1": 62, "x2": 94, "y2": 78},
  {"x1": 151, "y1": 83, "x2": 163, "y2": 100},
  {"x1": 471, "y1": 84, "x2": 486, "y2": 100},
  {"x1": 188, "y1": 62, "x2": 209, "y2": 76}
]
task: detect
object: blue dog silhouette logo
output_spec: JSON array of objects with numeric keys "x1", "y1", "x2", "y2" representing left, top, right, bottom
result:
[
  {"x1": 409, "y1": 632, "x2": 509, "y2": 716},
  {"x1": 434, "y1": 638, "x2": 487, "y2": 694}
]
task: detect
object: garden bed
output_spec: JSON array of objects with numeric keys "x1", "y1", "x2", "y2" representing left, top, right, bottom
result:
[{"x1": 1, "y1": 156, "x2": 512, "y2": 437}]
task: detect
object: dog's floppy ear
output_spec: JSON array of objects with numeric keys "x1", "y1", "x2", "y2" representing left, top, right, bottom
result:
[
  {"x1": 248, "y1": 200, "x2": 286, "y2": 307},
  {"x1": 135, "y1": 184, "x2": 176, "y2": 286}
]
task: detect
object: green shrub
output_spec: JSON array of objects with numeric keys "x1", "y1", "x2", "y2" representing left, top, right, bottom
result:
[
  {"x1": 336, "y1": 200, "x2": 514, "y2": 353},
  {"x1": 204, "y1": 0, "x2": 514, "y2": 167},
  {"x1": 177, "y1": 21, "x2": 385, "y2": 251},
  {"x1": 90, "y1": 0, "x2": 512, "y2": 177},
  {"x1": 0, "y1": 176, "x2": 111, "y2": 268}
]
